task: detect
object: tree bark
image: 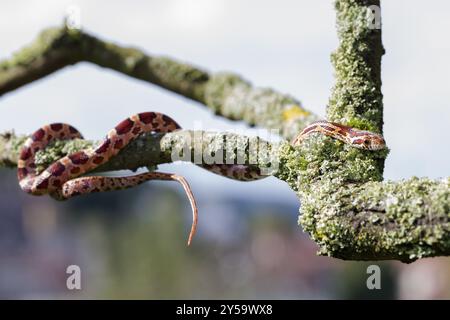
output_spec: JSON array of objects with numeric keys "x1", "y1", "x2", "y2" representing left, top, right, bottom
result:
[
  {"x1": 0, "y1": 26, "x2": 317, "y2": 140},
  {"x1": 0, "y1": 0, "x2": 448, "y2": 263}
]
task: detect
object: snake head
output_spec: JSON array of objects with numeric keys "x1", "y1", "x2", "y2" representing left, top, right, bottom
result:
[{"x1": 351, "y1": 132, "x2": 386, "y2": 150}]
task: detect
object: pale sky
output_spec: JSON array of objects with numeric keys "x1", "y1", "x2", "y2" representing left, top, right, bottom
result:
[{"x1": 0, "y1": 0, "x2": 448, "y2": 202}]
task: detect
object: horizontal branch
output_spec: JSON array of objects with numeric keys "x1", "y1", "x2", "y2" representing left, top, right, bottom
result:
[
  {"x1": 274, "y1": 0, "x2": 449, "y2": 263},
  {"x1": 1, "y1": 11, "x2": 448, "y2": 263},
  {"x1": 2, "y1": 127, "x2": 449, "y2": 263},
  {"x1": 278, "y1": 142, "x2": 450, "y2": 263},
  {"x1": 305, "y1": 175, "x2": 450, "y2": 263},
  {"x1": 0, "y1": 25, "x2": 318, "y2": 140},
  {"x1": 0, "y1": 130, "x2": 278, "y2": 176}
]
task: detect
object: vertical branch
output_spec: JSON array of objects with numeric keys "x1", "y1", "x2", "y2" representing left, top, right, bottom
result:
[{"x1": 328, "y1": 0, "x2": 384, "y2": 134}]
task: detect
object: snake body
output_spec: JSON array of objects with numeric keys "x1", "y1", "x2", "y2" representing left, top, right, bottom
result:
[
  {"x1": 17, "y1": 113, "x2": 385, "y2": 245},
  {"x1": 291, "y1": 120, "x2": 385, "y2": 151}
]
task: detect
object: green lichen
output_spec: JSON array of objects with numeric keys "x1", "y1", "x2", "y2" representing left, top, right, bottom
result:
[
  {"x1": 272, "y1": 102, "x2": 449, "y2": 263},
  {"x1": 270, "y1": 0, "x2": 449, "y2": 263},
  {"x1": 1, "y1": 2, "x2": 448, "y2": 262},
  {"x1": 0, "y1": 132, "x2": 27, "y2": 168},
  {"x1": 34, "y1": 139, "x2": 93, "y2": 173},
  {"x1": 28, "y1": 130, "x2": 278, "y2": 177},
  {"x1": 345, "y1": 118, "x2": 379, "y2": 132},
  {"x1": 0, "y1": 24, "x2": 316, "y2": 141},
  {"x1": 328, "y1": 0, "x2": 384, "y2": 131},
  {"x1": 9, "y1": 134, "x2": 27, "y2": 158},
  {"x1": 160, "y1": 130, "x2": 278, "y2": 174},
  {"x1": 146, "y1": 56, "x2": 209, "y2": 101},
  {"x1": 203, "y1": 72, "x2": 251, "y2": 117},
  {"x1": 150, "y1": 56, "x2": 209, "y2": 85},
  {"x1": 84, "y1": 38, "x2": 146, "y2": 74},
  {"x1": 203, "y1": 73, "x2": 318, "y2": 140},
  {"x1": 286, "y1": 134, "x2": 386, "y2": 190},
  {"x1": 0, "y1": 26, "x2": 80, "y2": 71},
  {"x1": 0, "y1": 28, "x2": 61, "y2": 69},
  {"x1": 298, "y1": 177, "x2": 450, "y2": 263}
]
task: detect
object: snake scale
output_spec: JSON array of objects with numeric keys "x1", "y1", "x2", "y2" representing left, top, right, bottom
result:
[{"x1": 17, "y1": 112, "x2": 385, "y2": 245}]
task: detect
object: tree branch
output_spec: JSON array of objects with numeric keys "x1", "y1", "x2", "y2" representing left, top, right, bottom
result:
[
  {"x1": 0, "y1": 25, "x2": 317, "y2": 140},
  {"x1": 279, "y1": 0, "x2": 449, "y2": 263},
  {"x1": 0, "y1": 1, "x2": 448, "y2": 263},
  {"x1": 0, "y1": 130, "x2": 277, "y2": 176}
]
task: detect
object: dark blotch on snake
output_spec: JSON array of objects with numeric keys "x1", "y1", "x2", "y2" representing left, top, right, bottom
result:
[
  {"x1": 162, "y1": 114, "x2": 180, "y2": 129},
  {"x1": 132, "y1": 127, "x2": 141, "y2": 135},
  {"x1": 48, "y1": 162, "x2": 66, "y2": 177},
  {"x1": 31, "y1": 128, "x2": 45, "y2": 142},
  {"x1": 96, "y1": 138, "x2": 111, "y2": 154},
  {"x1": 50, "y1": 123, "x2": 63, "y2": 131},
  {"x1": 113, "y1": 139, "x2": 123, "y2": 149},
  {"x1": 70, "y1": 167, "x2": 81, "y2": 175},
  {"x1": 69, "y1": 152, "x2": 89, "y2": 165},
  {"x1": 115, "y1": 118, "x2": 134, "y2": 135},
  {"x1": 19, "y1": 147, "x2": 32, "y2": 161},
  {"x1": 93, "y1": 156, "x2": 104, "y2": 165},
  {"x1": 138, "y1": 112, "x2": 156, "y2": 125},
  {"x1": 68, "y1": 126, "x2": 79, "y2": 134},
  {"x1": 17, "y1": 167, "x2": 28, "y2": 179},
  {"x1": 36, "y1": 178, "x2": 49, "y2": 190}
]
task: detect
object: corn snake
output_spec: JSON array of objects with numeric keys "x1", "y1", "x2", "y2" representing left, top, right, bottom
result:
[
  {"x1": 17, "y1": 113, "x2": 385, "y2": 245},
  {"x1": 291, "y1": 120, "x2": 385, "y2": 151}
]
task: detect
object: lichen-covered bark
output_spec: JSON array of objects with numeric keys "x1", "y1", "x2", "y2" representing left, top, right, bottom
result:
[
  {"x1": 203, "y1": 73, "x2": 318, "y2": 139},
  {"x1": 3, "y1": 125, "x2": 448, "y2": 264},
  {"x1": 276, "y1": 141, "x2": 449, "y2": 263},
  {"x1": 0, "y1": 132, "x2": 28, "y2": 168},
  {"x1": 0, "y1": 1, "x2": 449, "y2": 263},
  {"x1": 0, "y1": 130, "x2": 277, "y2": 176},
  {"x1": 280, "y1": 0, "x2": 450, "y2": 263},
  {"x1": 0, "y1": 25, "x2": 317, "y2": 140},
  {"x1": 328, "y1": 0, "x2": 384, "y2": 133}
]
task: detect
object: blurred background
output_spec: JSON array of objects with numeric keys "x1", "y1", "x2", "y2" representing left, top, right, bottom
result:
[{"x1": 0, "y1": 0, "x2": 449, "y2": 299}]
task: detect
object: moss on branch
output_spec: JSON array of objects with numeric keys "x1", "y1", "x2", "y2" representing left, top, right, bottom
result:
[
  {"x1": 305, "y1": 176, "x2": 450, "y2": 262},
  {"x1": 1, "y1": 2, "x2": 449, "y2": 262},
  {"x1": 328, "y1": 0, "x2": 385, "y2": 132},
  {"x1": 0, "y1": 24, "x2": 317, "y2": 140},
  {"x1": 279, "y1": 0, "x2": 450, "y2": 263},
  {"x1": 0, "y1": 130, "x2": 278, "y2": 177},
  {"x1": 276, "y1": 142, "x2": 449, "y2": 263}
]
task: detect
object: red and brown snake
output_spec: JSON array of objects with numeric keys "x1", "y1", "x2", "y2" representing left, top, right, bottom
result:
[
  {"x1": 17, "y1": 113, "x2": 385, "y2": 245},
  {"x1": 291, "y1": 120, "x2": 385, "y2": 151}
]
